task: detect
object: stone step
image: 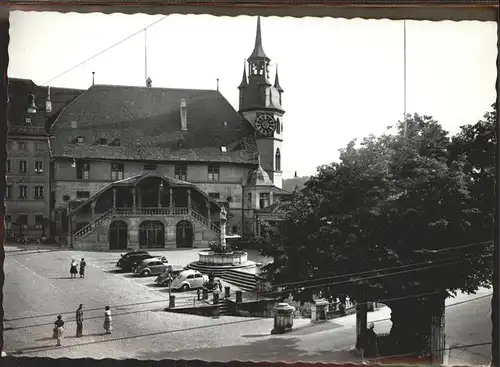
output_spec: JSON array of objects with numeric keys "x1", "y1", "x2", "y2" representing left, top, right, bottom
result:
[
  {"x1": 225, "y1": 269, "x2": 258, "y2": 281},
  {"x1": 221, "y1": 273, "x2": 257, "y2": 289}
]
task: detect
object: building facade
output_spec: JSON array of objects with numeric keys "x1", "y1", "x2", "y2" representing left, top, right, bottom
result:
[
  {"x1": 8, "y1": 17, "x2": 290, "y2": 250},
  {"x1": 5, "y1": 78, "x2": 83, "y2": 238}
]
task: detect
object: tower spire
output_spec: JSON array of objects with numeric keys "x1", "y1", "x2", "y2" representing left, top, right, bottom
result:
[
  {"x1": 248, "y1": 16, "x2": 269, "y2": 61},
  {"x1": 238, "y1": 60, "x2": 248, "y2": 88},
  {"x1": 274, "y1": 64, "x2": 283, "y2": 93}
]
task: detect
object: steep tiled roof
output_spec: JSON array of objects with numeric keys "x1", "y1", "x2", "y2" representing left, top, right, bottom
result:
[
  {"x1": 8, "y1": 77, "x2": 84, "y2": 135},
  {"x1": 50, "y1": 84, "x2": 259, "y2": 164}
]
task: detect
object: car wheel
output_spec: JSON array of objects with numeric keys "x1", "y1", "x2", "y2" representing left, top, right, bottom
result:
[
  {"x1": 181, "y1": 284, "x2": 190, "y2": 291},
  {"x1": 142, "y1": 270, "x2": 151, "y2": 277}
]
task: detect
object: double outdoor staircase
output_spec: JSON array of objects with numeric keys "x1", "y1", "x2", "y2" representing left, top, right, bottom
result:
[
  {"x1": 72, "y1": 207, "x2": 221, "y2": 243},
  {"x1": 220, "y1": 269, "x2": 258, "y2": 292}
]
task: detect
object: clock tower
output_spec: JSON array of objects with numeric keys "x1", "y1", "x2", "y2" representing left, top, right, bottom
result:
[{"x1": 238, "y1": 16, "x2": 285, "y2": 189}]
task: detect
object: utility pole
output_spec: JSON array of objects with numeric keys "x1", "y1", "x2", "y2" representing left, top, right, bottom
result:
[{"x1": 403, "y1": 19, "x2": 408, "y2": 138}]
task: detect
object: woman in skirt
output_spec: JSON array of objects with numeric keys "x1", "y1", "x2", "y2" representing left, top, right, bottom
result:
[
  {"x1": 70, "y1": 259, "x2": 78, "y2": 279},
  {"x1": 53, "y1": 315, "x2": 65, "y2": 346},
  {"x1": 103, "y1": 306, "x2": 112, "y2": 334}
]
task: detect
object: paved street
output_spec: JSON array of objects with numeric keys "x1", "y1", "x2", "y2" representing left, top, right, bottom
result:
[{"x1": 3, "y1": 246, "x2": 493, "y2": 364}]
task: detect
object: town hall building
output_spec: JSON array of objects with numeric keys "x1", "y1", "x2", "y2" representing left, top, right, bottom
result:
[{"x1": 6, "y1": 17, "x2": 291, "y2": 250}]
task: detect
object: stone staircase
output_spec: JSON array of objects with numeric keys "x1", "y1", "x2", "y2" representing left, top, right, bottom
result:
[
  {"x1": 73, "y1": 207, "x2": 221, "y2": 243},
  {"x1": 218, "y1": 298, "x2": 229, "y2": 315},
  {"x1": 220, "y1": 269, "x2": 258, "y2": 292}
]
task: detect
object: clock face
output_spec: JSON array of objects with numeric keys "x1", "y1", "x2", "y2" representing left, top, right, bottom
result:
[{"x1": 255, "y1": 114, "x2": 276, "y2": 136}]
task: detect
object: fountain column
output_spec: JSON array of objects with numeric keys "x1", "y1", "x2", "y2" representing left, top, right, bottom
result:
[{"x1": 220, "y1": 206, "x2": 227, "y2": 249}]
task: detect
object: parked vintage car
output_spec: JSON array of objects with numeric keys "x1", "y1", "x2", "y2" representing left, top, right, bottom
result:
[
  {"x1": 154, "y1": 265, "x2": 187, "y2": 286},
  {"x1": 133, "y1": 257, "x2": 169, "y2": 277},
  {"x1": 170, "y1": 269, "x2": 209, "y2": 291},
  {"x1": 116, "y1": 251, "x2": 153, "y2": 272}
]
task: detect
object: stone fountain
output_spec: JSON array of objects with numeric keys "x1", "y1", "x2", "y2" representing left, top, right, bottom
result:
[{"x1": 188, "y1": 206, "x2": 256, "y2": 275}]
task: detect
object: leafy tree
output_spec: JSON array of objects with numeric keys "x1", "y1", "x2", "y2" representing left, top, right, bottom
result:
[{"x1": 261, "y1": 113, "x2": 493, "y2": 356}]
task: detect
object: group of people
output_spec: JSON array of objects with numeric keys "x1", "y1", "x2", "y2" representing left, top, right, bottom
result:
[
  {"x1": 52, "y1": 304, "x2": 113, "y2": 346},
  {"x1": 70, "y1": 258, "x2": 86, "y2": 279}
]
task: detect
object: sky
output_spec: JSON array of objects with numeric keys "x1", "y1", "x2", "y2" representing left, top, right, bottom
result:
[{"x1": 8, "y1": 11, "x2": 497, "y2": 179}]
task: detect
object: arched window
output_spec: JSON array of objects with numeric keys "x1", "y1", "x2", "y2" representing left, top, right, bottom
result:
[
  {"x1": 276, "y1": 118, "x2": 281, "y2": 134},
  {"x1": 275, "y1": 148, "x2": 281, "y2": 171}
]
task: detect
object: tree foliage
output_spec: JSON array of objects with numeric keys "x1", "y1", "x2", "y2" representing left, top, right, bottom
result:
[{"x1": 261, "y1": 111, "x2": 494, "y2": 304}]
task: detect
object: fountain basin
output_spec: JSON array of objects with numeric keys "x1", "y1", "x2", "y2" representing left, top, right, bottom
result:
[{"x1": 198, "y1": 250, "x2": 248, "y2": 266}]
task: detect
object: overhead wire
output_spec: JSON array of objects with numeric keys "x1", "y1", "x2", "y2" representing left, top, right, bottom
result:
[
  {"x1": 40, "y1": 15, "x2": 168, "y2": 86},
  {"x1": 256, "y1": 254, "x2": 493, "y2": 298},
  {"x1": 5, "y1": 289, "x2": 492, "y2": 332},
  {"x1": 262, "y1": 240, "x2": 493, "y2": 290}
]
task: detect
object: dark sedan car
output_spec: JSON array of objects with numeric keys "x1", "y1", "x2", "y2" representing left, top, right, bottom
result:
[{"x1": 116, "y1": 251, "x2": 153, "y2": 272}]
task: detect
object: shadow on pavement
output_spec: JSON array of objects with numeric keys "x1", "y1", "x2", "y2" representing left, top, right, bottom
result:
[
  {"x1": 285, "y1": 321, "x2": 344, "y2": 336},
  {"x1": 135, "y1": 337, "x2": 360, "y2": 363}
]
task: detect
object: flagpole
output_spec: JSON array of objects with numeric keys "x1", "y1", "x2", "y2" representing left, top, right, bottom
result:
[
  {"x1": 403, "y1": 19, "x2": 407, "y2": 138},
  {"x1": 144, "y1": 29, "x2": 148, "y2": 85}
]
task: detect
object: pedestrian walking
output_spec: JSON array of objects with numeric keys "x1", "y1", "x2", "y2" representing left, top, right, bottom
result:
[
  {"x1": 76, "y1": 304, "x2": 84, "y2": 337},
  {"x1": 70, "y1": 259, "x2": 78, "y2": 279},
  {"x1": 79, "y1": 258, "x2": 86, "y2": 278},
  {"x1": 53, "y1": 315, "x2": 65, "y2": 346},
  {"x1": 103, "y1": 306, "x2": 112, "y2": 334}
]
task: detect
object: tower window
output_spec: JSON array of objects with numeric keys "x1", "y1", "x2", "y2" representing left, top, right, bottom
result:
[
  {"x1": 6, "y1": 159, "x2": 11, "y2": 173},
  {"x1": 275, "y1": 148, "x2": 281, "y2": 172},
  {"x1": 6, "y1": 185, "x2": 12, "y2": 199},
  {"x1": 276, "y1": 118, "x2": 281, "y2": 134}
]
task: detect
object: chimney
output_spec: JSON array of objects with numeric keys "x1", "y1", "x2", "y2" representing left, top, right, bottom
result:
[
  {"x1": 45, "y1": 86, "x2": 52, "y2": 113},
  {"x1": 180, "y1": 98, "x2": 187, "y2": 131},
  {"x1": 294, "y1": 171, "x2": 298, "y2": 178},
  {"x1": 92, "y1": 72, "x2": 95, "y2": 86},
  {"x1": 146, "y1": 77, "x2": 152, "y2": 88}
]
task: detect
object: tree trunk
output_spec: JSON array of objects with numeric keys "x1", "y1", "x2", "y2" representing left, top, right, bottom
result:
[
  {"x1": 356, "y1": 301, "x2": 368, "y2": 350},
  {"x1": 387, "y1": 294, "x2": 445, "y2": 361}
]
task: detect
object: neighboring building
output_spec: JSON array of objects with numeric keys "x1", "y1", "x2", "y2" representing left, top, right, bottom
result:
[
  {"x1": 5, "y1": 78, "x2": 83, "y2": 238},
  {"x1": 43, "y1": 16, "x2": 290, "y2": 251}
]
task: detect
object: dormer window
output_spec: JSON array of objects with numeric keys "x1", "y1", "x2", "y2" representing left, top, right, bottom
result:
[
  {"x1": 223, "y1": 121, "x2": 228, "y2": 127},
  {"x1": 221, "y1": 146, "x2": 227, "y2": 153},
  {"x1": 98, "y1": 138, "x2": 107, "y2": 145},
  {"x1": 25, "y1": 117, "x2": 32, "y2": 125},
  {"x1": 76, "y1": 136, "x2": 85, "y2": 144},
  {"x1": 109, "y1": 138, "x2": 121, "y2": 146},
  {"x1": 71, "y1": 121, "x2": 78, "y2": 128}
]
